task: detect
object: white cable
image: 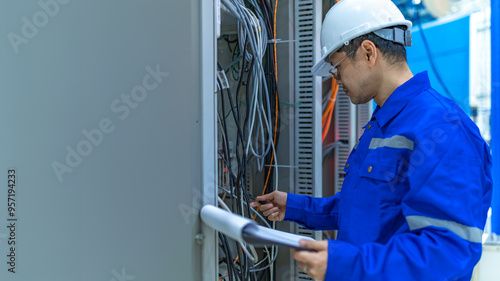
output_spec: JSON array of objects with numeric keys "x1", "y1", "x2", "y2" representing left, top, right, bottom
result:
[
  {"x1": 217, "y1": 196, "x2": 231, "y2": 212},
  {"x1": 217, "y1": 197, "x2": 255, "y2": 262},
  {"x1": 227, "y1": 0, "x2": 273, "y2": 163},
  {"x1": 238, "y1": 190, "x2": 259, "y2": 263},
  {"x1": 259, "y1": 107, "x2": 279, "y2": 281},
  {"x1": 217, "y1": 187, "x2": 278, "y2": 267},
  {"x1": 217, "y1": 188, "x2": 279, "y2": 274},
  {"x1": 252, "y1": 246, "x2": 270, "y2": 268},
  {"x1": 239, "y1": 242, "x2": 255, "y2": 262},
  {"x1": 249, "y1": 242, "x2": 259, "y2": 263},
  {"x1": 260, "y1": 102, "x2": 279, "y2": 191},
  {"x1": 246, "y1": 66, "x2": 273, "y2": 162},
  {"x1": 246, "y1": 70, "x2": 261, "y2": 156},
  {"x1": 217, "y1": 186, "x2": 271, "y2": 228}
]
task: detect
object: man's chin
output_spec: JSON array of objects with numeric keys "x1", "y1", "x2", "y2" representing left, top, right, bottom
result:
[
  {"x1": 348, "y1": 95, "x2": 369, "y2": 105},
  {"x1": 347, "y1": 95, "x2": 359, "y2": 104}
]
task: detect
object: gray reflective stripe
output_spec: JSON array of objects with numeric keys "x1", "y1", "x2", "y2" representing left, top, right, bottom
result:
[
  {"x1": 369, "y1": 135, "x2": 414, "y2": 150},
  {"x1": 406, "y1": 215, "x2": 483, "y2": 243}
]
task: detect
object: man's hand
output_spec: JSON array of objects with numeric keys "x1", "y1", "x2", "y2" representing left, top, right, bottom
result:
[
  {"x1": 249, "y1": 191, "x2": 287, "y2": 221},
  {"x1": 292, "y1": 239, "x2": 328, "y2": 281}
]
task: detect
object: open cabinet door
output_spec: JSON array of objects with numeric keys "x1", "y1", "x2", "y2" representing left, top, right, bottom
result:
[{"x1": 0, "y1": 1, "x2": 216, "y2": 280}]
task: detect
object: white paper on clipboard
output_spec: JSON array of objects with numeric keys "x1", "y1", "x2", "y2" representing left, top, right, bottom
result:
[{"x1": 200, "y1": 205, "x2": 314, "y2": 250}]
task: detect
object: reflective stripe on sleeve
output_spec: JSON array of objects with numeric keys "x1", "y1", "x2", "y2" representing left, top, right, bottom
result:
[
  {"x1": 406, "y1": 215, "x2": 483, "y2": 243},
  {"x1": 369, "y1": 135, "x2": 414, "y2": 150}
]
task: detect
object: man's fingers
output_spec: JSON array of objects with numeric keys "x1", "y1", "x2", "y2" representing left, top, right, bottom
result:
[
  {"x1": 292, "y1": 248, "x2": 317, "y2": 263},
  {"x1": 260, "y1": 203, "x2": 274, "y2": 212},
  {"x1": 299, "y1": 239, "x2": 328, "y2": 251},
  {"x1": 250, "y1": 201, "x2": 273, "y2": 210},
  {"x1": 293, "y1": 240, "x2": 328, "y2": 281},
  {"x1": 269, "y1": 212, "x2": 280, "y2": 221},
  {"x1": 256, "y1": 194, "x2": 273, "y2": 201},
  {"x1": 262, "y1": 207, "x2": 279, "y2": 217}
]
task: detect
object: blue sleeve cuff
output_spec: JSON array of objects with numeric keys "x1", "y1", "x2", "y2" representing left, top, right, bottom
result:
[
  {"x1": 284, "y1": 193, "x2": 341, "y2": 230},
  {"x1": 284, "y1": 193, "x2": 307, "y2": 223}
]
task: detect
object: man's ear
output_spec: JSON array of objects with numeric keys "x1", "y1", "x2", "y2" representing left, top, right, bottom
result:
[{"x1": 360, "y1": 40, "x2": 377, "y2": 66}]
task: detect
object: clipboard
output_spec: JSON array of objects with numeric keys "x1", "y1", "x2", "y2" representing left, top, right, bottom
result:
[{"x1": 201, "y1": 205, "x2": 314, "y2": 251}]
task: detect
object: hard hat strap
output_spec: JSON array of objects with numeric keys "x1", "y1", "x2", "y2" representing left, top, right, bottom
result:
[{"x1": 373, "y1": 27, "x2": 412, "y2": 47}]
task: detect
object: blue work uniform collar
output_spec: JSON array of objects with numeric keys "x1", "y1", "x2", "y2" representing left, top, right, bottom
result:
[{"x1": 371, "y1": 71, "x2": 431, "y2": 127}]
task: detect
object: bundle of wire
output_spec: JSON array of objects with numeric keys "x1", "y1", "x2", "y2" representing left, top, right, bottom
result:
[
  {"x1": 322, "y1": 78, "x2": 338, "y2": 142},
  {"x1": 216, "y1": 0, "x2": 281, "y2": 280}
]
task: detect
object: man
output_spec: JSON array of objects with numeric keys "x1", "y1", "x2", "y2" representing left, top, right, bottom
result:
[{"x1": 250, "y1": 0, "x2": 492, "y2": 280}]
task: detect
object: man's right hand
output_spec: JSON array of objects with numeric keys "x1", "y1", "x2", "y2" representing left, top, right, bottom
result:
[{"x1": 249, "y1": 191, "x2": 288, "y2": 221}]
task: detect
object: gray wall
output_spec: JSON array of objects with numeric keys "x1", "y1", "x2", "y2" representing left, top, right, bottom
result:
[{"x1": 0, "y1": 1, "x2": 215, "y2": 280}]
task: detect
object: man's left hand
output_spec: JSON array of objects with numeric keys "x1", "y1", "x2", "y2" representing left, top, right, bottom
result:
[{"x1": 292, "y1": 239, "x2": 328, "y2": 281}]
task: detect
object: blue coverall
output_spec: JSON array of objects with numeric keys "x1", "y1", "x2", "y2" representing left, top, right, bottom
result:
[{"x1": 285, "y1": 72, "x2": 493, "y2": 280}]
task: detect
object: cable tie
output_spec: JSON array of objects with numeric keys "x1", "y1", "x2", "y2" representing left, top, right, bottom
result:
[
  {"x1": 264, "y1": 164, "x2": 298, "y2": 168},
  {"x1": 268, "y1": 39, "x2": 296, "y2": 44},
  {"x1": 217, "y1": 70, "x2": 230, "y2": 89}
]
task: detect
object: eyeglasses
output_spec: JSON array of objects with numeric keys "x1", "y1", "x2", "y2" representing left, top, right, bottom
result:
[{"x1": 328, "y1": 51, "x2": 354, "y2": 80}]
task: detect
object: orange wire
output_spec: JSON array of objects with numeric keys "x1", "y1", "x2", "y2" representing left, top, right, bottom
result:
[
  {"x1": 323, "y1": 78, "x2": 338, "y2": 127},
  {"x1": 322, "y1": 101, "x2": 335, "y2": 141},
  {"x1": 322, "y1": 78, "x2": 338, "y2": 142},
  {"x1": 322, "y1": 100, "x2": 334, "y2": 125},
  {"x1": 323, "y1": 79, "x2": 338, "y2": 140},
  {"x1": 322, "y1": 78, "x2": 337, "y2": 125},
  {"x1": 273, "y1": 0, "x2": 278, "y2": 84}
]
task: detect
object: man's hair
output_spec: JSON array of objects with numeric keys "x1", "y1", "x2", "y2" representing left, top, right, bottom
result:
[{"x1": 337, "y1": 26, "x2": 408, "y2": 64}]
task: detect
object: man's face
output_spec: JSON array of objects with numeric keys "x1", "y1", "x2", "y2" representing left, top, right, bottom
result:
[{"x1": 328, "y1": 49, "x2": 375, "y2": 105}]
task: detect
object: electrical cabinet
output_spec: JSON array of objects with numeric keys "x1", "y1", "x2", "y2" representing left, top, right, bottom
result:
[{"x1": 0, "y1": 1, "x2": 216, "y2": 280}]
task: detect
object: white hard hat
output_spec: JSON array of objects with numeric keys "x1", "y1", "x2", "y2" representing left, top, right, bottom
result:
[{"x1": 312, "y1": 0, "x2": 413, "y2": 77}]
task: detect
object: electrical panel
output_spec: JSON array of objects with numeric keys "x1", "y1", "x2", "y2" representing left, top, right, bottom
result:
[
  {"x1": 214, "y1": 0, "x2": 338, "y2": 280},
  {"x1": 292, "y1": 0, "x2": 323, "y2": 279}
]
